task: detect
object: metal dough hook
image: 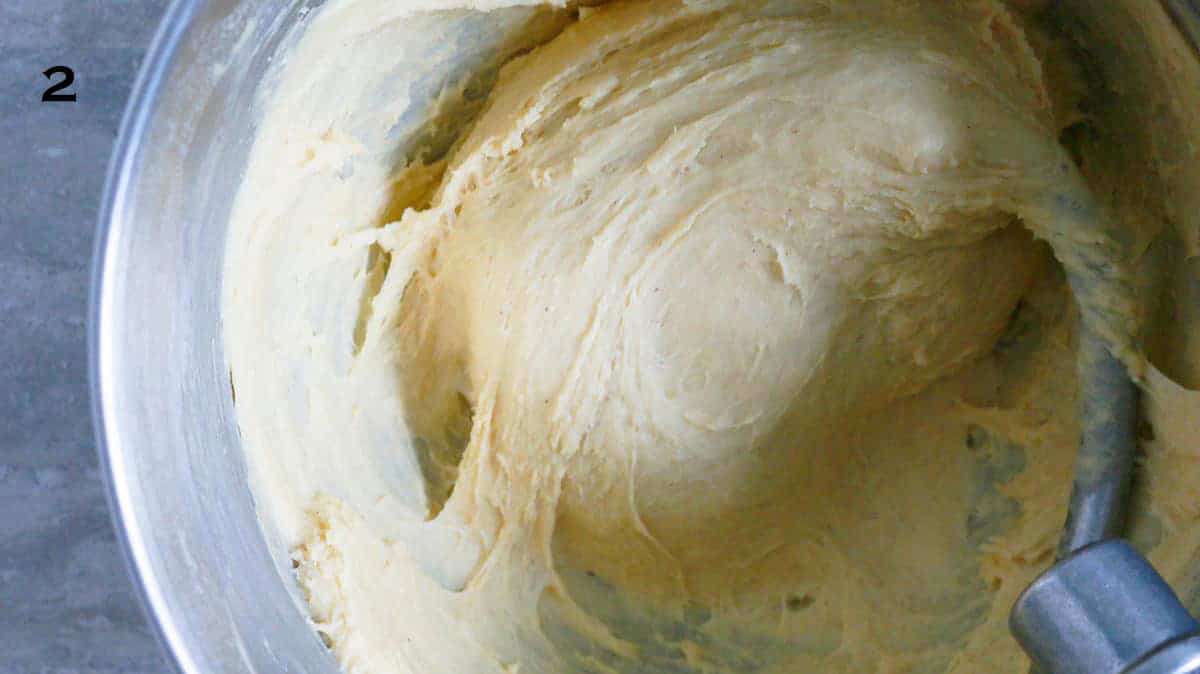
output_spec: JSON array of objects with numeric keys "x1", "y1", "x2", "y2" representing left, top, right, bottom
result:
[
  {"x1": 1053, "y1": 333, "x2": 1139, "y2": 558},
  {"x1": 1008, "y1": 185, "x2": 1200, "y2": 674}
]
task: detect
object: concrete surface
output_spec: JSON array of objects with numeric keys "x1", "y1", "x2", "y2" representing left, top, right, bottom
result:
[{"x1": 1, "y1": 1, "x2": 173, "y2": 672}]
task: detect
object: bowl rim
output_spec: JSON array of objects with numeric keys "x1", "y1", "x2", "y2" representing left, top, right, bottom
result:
[{"x1": 89, "y1": 1, "x2": 203, "y2": 672}]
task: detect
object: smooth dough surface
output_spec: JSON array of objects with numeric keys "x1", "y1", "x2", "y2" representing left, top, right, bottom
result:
[{"x1": 224, "y1": 1, "x2": 1200, "y2": 673}]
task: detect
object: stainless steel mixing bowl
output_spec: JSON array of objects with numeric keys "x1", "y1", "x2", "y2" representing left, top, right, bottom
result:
[{"x1": 91, "y1": 1, "x2": 1200, "y2": 672}]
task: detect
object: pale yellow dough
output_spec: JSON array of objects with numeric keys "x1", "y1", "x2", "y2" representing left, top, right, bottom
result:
[{"x1": 225, "y1": 1, "x2": 1200, "y2": 673}]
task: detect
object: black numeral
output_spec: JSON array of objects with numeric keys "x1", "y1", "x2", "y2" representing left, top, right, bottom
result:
[{"x1": 42, "y1": 66, "x2": 77, "y2": 102}]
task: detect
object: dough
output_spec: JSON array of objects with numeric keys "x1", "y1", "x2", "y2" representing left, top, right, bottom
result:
[{"x1": 224, "y1": 1, "x2": 1200, "y2": 673}]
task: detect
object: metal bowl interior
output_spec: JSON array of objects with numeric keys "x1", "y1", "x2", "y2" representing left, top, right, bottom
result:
[
  {"x1": 92, "y1": 1, "x2": 1200, "y2": 673},
  {"x1": 92, "y1": 0, "x2": 338, "y2": 671}
]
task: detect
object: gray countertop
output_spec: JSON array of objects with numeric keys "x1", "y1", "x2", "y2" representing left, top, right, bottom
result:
[{"x1": 1, "y1": 1, "x2": 172, "y2": 671}]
